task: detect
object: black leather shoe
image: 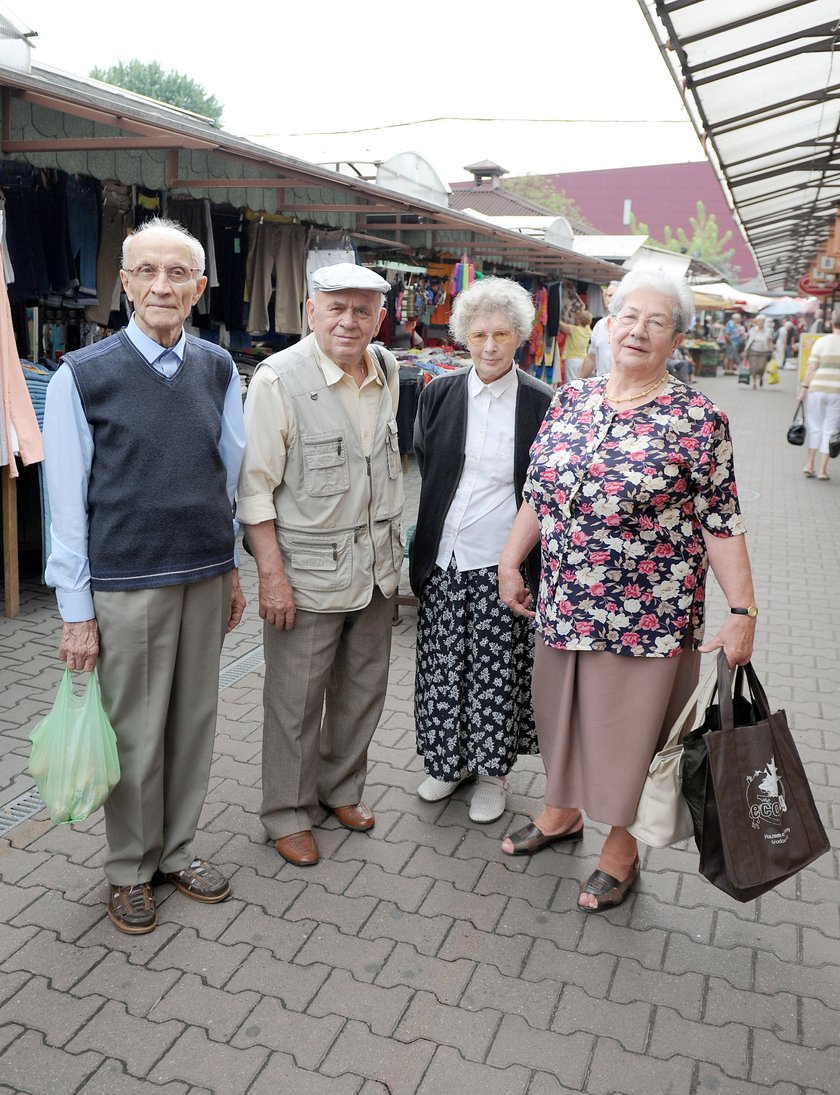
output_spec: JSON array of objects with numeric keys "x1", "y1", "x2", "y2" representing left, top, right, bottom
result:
[{"x1": 107, "y1": 883, "x2": 157, "y2": 934}]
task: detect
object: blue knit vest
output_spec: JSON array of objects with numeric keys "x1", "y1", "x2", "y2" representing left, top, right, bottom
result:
[{"x1": 65, "y1": 330, "x2": 235, "y2": 592}]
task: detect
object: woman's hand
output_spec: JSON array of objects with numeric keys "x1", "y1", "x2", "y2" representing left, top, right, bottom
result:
[
  {"x1": 498, "y1": 564, "x2": 535, "y2": 619},
  {"x1": 699, "y1": 615, "x2": 755, "y2": 667},
  {"x1": 497, "y1": 504, "x2": 541, "y2": 619}
]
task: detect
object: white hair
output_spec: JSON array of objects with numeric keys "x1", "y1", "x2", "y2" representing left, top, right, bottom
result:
[
  {"x1": 610, "y1": 269, "x2": 695, "y2": 333},
  {"x1": 121, "y1": 217, "x2": 206, "y2": 275},
  {"x1": 449, "y1": 277, "x2": 535, "y2": 345}
]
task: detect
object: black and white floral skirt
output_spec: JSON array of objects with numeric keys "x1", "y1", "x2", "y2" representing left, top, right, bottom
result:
[{"x1": 414, "y1": 560, "x2": 538, "y2": 780}]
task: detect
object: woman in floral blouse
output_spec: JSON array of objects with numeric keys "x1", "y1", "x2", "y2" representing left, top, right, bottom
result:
[{"x1": 497, "y1": 268, "x2": 757, "y2": 911}]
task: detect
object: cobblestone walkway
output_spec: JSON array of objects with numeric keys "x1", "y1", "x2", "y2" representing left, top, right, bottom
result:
[{"x1": 0, "y1": 369, "x2": 837, "y2": 1094}]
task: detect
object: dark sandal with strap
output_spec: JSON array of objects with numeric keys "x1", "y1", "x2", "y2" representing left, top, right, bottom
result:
[
  {"x1": 502, "y1": 820, "x2": 584, "y2": 856},
  {"x1": 578, "y1": 857, "x2": 640, "y2": 911}
]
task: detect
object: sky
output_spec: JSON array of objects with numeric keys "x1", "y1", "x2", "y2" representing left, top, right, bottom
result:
[{"x1": 12, "y1": 0, "x2": 705, "y2": 186}]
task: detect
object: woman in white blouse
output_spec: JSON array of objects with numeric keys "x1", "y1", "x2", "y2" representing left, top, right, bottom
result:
[{"x1": 408, "y1": 279, "x2": 553, "y2": 823}]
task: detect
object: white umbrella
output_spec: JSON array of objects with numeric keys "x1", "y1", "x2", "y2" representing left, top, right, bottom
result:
[{"x1": 760, "y1": 296, "x2": 812, "y2": 317}]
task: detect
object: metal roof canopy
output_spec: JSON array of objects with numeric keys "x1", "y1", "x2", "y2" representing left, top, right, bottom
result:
[
  {"x1": 640, "y1": 0, "x2": 840, "y2": 290},
  {"x1": 0, "y1": 63, "x2": 625, "y2": 285}
]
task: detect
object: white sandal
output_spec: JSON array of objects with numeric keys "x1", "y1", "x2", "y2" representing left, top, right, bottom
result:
[
  {"x1": 417, "y1": 770, "x2": 472, "y2": 802},
  {"x1": 469, "y1": 775, "x2": 508, "y2": 823}
]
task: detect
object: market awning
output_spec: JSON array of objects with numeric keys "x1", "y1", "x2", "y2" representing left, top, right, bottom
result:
[
  {"x1": 0, "y1": 61, "x2": 626, "y2": 284},
  {"x1": 640, "y1": 1, "x2": 840, "y2": 291}
]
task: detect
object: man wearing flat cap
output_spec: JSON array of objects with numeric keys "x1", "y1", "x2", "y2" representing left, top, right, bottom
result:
[{"x1": 237, "y1": 263, "x2": 403, "y2": 866}]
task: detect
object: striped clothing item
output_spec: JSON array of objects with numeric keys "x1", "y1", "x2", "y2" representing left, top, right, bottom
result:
[{"x1": 809, "y1": 332, "x2": 840, "y2": 395}]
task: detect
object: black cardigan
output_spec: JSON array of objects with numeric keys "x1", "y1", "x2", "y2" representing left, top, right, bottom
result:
[{"x1": 408, "y1": 366, "x2": 553, "y2": 597}]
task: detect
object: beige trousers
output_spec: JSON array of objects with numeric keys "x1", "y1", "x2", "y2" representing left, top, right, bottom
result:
[
  {"x1": 94, "y1": 574, "x2": 231, "y2": 885},
  {"x1": 260, "y1": 587, "x2": 393, "y2": 839}
]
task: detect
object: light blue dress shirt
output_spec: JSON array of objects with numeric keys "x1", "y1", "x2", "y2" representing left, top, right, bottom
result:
[{"x1": 43, "y1": 315, "x2": 246, "y2": 622}]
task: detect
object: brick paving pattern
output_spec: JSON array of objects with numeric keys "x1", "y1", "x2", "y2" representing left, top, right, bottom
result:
[{"x1": 0, "y1": 369, "x2": 837, "y2": 1093}]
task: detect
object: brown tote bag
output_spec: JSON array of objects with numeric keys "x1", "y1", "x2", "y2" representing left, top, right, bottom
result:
[{"x1": 685, "y1": 651, "x2": 829, "y2": 903}]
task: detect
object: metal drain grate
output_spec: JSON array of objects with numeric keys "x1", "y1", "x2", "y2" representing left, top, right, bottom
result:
[
  {"x1": 218, "y1": 645, "x2": 264, "y2": 691},
  {"x1": 0, "y1": 788, "x2": 45, "y2": 835},
  {"x1": 0, "y1": 645, "x2": 265, "y2": 838}
]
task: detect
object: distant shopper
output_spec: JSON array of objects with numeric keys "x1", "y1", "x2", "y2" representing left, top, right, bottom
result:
[
  {"x1": 723, "y1": 312, "x2": 745, "y2": 374},
  {"x1": 581, "y1": 281, "x2": 620, "y2": 379},
  {"x1": 743, "y1": 315, "x2": 772, "y2": 389},
  {"x1": 775, "y1": 319, "x2": 793, "y2": 369},
  {"x1": 799, "y1": 305, "x2": 840, "y2": 481},
  {"x1": 559, "y1": 307, "x2": 592, "y2": 384}
]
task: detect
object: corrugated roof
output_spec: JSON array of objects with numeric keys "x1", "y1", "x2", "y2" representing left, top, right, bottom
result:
[
  {"x1": 640, "y1": 0, "x2": 840, "y2": 291},
  {"x1": 449, "y1": 185, "x2": 596, "y2": 234},
  {"x1": 0, "y1": 61, "x2": 626, "y2": 284}
]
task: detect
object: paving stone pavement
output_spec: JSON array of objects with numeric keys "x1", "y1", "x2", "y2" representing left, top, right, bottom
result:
[{"x1": 0, "y1": 367, "x2": 837, "y2": 1094}]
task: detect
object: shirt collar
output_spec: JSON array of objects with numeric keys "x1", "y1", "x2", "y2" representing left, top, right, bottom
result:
[
  {"x1": 312, "y1": 334, "x2": 380, "y2": 387},
  {"x1": 126, "y1": 314, "x2": 186, "y2": 365},
  {"x1": 468, "y1": 364, "x2": 517, "y2": 399}
]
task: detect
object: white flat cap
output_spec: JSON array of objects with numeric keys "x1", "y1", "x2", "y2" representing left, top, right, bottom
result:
[{"x1": 311, "y1": 263, "x2": 391, "y2": 294}]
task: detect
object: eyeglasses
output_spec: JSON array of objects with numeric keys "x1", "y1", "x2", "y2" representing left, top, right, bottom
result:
[
  {"x1": 466, "y1": 329, "x2": 515, "y2": 347},
  {"x1": 614, "y1": 312, "x2": 673, "y2": 335},
  {"x1": 123, "y1": 264, "x2": 199, "y2": 285}
]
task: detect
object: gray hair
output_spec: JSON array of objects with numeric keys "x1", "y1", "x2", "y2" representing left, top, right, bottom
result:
[
  {"x1": 449, "y1": 277, "x2": 535, "y2": 346},
  {"x1": 610, "y1": 269, "x2": 695, "y2": 334},
  {"x1": 831, "y1": 305, "x2": 840, "y2": 328},
  {"x1": 121, "y1": 217, "x2": 206, "y2": 276}
]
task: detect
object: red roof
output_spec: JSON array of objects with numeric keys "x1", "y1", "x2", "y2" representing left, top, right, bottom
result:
[{"x1": 533, "y1": 162, "x2": 757, "y2": 280}]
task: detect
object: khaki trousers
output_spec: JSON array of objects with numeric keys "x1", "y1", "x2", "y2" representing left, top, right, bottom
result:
[
  {"x1": 94, "y1": 574, "x2": 231, "y2": 885},
  {"x1": 261, "y1": 587, "x2": 393, "y2": 839}
]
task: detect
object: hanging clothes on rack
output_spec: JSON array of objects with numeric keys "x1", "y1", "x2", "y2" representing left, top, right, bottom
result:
[
  {"x1": 210, "y1": 208, "x2": 249, "y2": 332},
  {"x1": 167, "y1": 197, "x2": 219, "y2": 316},
  {"x1": 1, "y1": 243, "x2": 42, "y2": 471},
  {"x1": 85, "y1": 180, "x2": 133, "y2": 328},
  {"x1": 245, "y1": 215, "x2": 308, "y2": 336}
]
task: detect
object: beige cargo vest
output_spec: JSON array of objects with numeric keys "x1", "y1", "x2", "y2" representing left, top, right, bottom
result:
[{"x1": 262, "y1": 338, "x2": 404, "y2": 613}]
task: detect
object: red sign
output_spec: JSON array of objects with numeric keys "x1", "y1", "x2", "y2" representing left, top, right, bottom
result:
[{"x1": 799, "y1": 276, "x2": 834, "y2": 297}]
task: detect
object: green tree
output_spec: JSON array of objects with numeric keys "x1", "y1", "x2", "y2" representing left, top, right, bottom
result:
[
  {"x1": 90, "y1": 60, "x2": 223, "y2": 124},
  {"x1": 629, "y1": 201, "x2": 736, "y2": 278},
  {"x1": 504, "y1": 175, "x2": 590, "y2": 226}
]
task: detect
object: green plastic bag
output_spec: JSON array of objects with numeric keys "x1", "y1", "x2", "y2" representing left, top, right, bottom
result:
[{"x1": 29, "y1": 670, "x2": 120, "y2": 824}]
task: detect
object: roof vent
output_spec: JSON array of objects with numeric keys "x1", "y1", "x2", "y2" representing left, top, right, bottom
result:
[{"x1": 463, "y1": 160, "x2": 508, "y2": 189}]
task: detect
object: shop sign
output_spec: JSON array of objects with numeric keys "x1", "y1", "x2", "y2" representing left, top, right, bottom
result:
[{"x1": 798, "y1": 275, "x2": 834, "y2": 297}]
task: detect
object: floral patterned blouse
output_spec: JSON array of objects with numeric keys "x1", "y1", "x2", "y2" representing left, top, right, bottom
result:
[{"x1": 523, "y1": 377, "x2": 746, "y2": 657}]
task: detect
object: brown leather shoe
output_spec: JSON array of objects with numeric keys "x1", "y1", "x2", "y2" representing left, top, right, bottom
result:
[
  {"x1": 275, "y1": 830, "x2": 319, "y2": 866},
  {"x1": 107, "y1": 883, "x2": 157, "y2": 934},
  {"x1": 330, "y1": 802, "x2": 375, "y2": 831},
  {"x1": 165, "y1": 859, "x2": 231, "y2": 903}
]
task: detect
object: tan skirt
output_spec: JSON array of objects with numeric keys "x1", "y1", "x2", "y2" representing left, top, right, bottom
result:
[{"x1": 532, "y1": 641, "x2": 701, "y2": 827}]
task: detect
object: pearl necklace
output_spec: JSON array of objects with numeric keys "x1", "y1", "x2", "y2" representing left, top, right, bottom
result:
[{"x1": 605, "y1": 372, "x2": 668, "y2": 404}]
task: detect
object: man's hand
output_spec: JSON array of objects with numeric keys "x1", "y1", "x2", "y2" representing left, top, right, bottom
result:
[
  {"x1": 59, "y1": 619, "x2": 100, "y2": 671},
  {"x1": 226, "y1": 570, "x2": 246, "y2": 633},
  {"x1": 259, "y1": 572, "x2": 297, "y2": 631}
]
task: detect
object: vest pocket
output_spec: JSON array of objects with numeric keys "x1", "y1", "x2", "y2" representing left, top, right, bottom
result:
[
  {"x1": 386, "y1": 419, "x2": 401, "y2": 479},
  {"x1": 302, "y1": 432, "x2": 349, "y2": 497},
  {"x1": 278, "y1": 530, "x2": 353, "y2": 592},
  {"x1": 373, "y1": 517, "x2": 405, "y2": 575}
]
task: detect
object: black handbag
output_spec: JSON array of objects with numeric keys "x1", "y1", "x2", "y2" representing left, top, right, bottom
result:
[
  {"x1": 786, "y1": 403, "x2": 806, "y2": 446},
  {"x1": 829, "y1": 427, "x2": 840, "y2": 459},
  {"x1": 682, "y1": 651, "x2": 829, "y2": 903}
]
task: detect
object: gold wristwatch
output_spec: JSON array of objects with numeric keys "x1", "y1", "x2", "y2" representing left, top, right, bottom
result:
[{"x1": 730, "y1": 605, "x2": 759, "y2": 618}]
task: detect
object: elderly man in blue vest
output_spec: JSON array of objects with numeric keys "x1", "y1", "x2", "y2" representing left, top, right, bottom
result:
[
  {"x1": 237, "y1": 263, "x2": 403, "y2": 867},
  {"x1": 43, "y1": 218, "x2": 246, "y2": 934}
]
